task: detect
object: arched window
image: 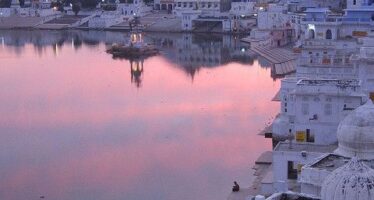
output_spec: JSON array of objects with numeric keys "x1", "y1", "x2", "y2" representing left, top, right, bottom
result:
[
  {"x1": 326, "y1": 29, "x2": 332, "y2": 39},
  {"x1": 353, "y1": 0, "x2": 357, "y2": 5},
  {"x1": 309, "y1": 29, "x2": 315, "y2": 39}
]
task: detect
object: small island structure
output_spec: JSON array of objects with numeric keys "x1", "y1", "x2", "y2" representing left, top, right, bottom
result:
[{"x1": 106, "y1": 32, "x2": 159, "y2": 59}]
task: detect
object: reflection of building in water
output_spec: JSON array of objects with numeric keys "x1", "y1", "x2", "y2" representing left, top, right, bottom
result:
[
  {"x1": 148, "y1": 33, "x2": 255, "y2": 78},
  {"x1": 1, "y1": 37, "x2": 4, "y2": 49},
  {"x1": 0, "y1": 30, "x2": 129, "y2": 56},
  {"x1": 257, "y1": 56, "x2": 272, "y2": 69},
  {"x1": 176, "y1": 34, "x2": 228, "y2": 67},
  {"x1": 0, "y1": 30, "x2": 125, "y2": 47},
  {"x1": 130, "y1": 59, "x2": 144, "y2": 88},
  {"x1": 0, "y1": 30, "x2": 256, "y2": 79}
]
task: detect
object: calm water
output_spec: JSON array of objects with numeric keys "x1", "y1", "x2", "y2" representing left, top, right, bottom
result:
[{"x1": 0, "y1": 30, "x2": 279, "y2": 200}]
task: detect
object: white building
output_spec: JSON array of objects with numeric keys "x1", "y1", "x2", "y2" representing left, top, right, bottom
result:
[
  {"x1": 153, "y1": 0, "x2": 173, "y2": 11},
  {"x1": 271, "y1": 142, "x2": 337, "y2": 193},
  {"x1": 230, "y1": 0, "x2": 255, "y2": 17},
  {"x1": 2, "y1": 0, "x2": 59, "y2": 17},
  {"x1": 262, "y1": 0, "x2": 374, "y2": 198},
  {"x1": 272, "y1": 0, "x2": 374, "y2": 145},
  {"x1": 257, "y1": 4, "x2": 289, "y2": 30},
  {"x1": 265, "y1": 101, "x2": 374, "y2": 199},
  {"x1": 299, "y1": 101, "x2": 374, "y2": 198},
  {"x1": 118, "y1": 0, "x2": 151, "y2": 16},
  {"x1": 175, "y1": 0, "x2": 233, "y2": 32},
  {"x1": 247, "y1": 3, "x2": 297, "y2": 47},
  {"x1": 287, "y1": 0, "x2": 345, "y2": 13}
]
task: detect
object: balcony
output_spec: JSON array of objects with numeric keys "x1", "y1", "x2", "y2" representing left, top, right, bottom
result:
[
  {"x1": 301, "y1": 17, "x2": 343, "y2": 25},
  {"x1": 302, "y1": 39, "x2": 335, "y2": 48},
  {"x1": 298, "y1": 55, "x2": 352, "y2": 67},
  {"x1": 302, "y1": 16, "x2": 374, "y2": 25}
]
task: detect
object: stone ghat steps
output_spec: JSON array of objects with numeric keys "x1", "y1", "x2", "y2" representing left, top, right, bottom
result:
[
  {"x1": 251, "y1": 45, "x2": 297, "y2": 75},
  {"x1": 0, "y1": 16, "x2": 43, "y2": 28},
  {"x1": 36, "y1": 23, "x2": 69, "y2": 29},
  {"x1": 274, "y1": 60, "x2": 296, "y2": 75},
  {"x1": 251, "y1": 45, "x2": 296, "y2": 64},
  {"x1": 45, "y1": 15, "x2": 88, "y2": 25}
]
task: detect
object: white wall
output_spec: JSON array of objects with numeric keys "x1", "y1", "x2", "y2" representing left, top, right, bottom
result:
[{"x1": 272, "y1": 148, "x2": 325, "y2": 192}]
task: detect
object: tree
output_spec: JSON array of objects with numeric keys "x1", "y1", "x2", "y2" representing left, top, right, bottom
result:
[
  {"x1": 51, "y1": 1, "x2": 64, "y2": 11},
  {"x1": 80, "y1": 0, "x2": 99, "y2": 8},
  {"x1": 0, "y1": 0, "x2": 11, "y2": 8},
  {"x1": 72, "y1": 2, "x2": 81, "y2": 15},
  {"x1": 143, "y1": 0, "x2": 153, "y2": 5}
]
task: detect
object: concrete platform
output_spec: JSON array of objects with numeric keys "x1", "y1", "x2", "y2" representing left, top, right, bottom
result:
[
  {"x1": 0, "y1": 16, "x2": 43, "y2": 29},
  {"x1": 36, "y1": 23, "x2": 69, "y2": 30},
  {"x1": 255, "y1": 151, "x2": 272, "y2": 165},
  {"x1": 227, "y1": 188, "x2": 254, "y2": 200}
]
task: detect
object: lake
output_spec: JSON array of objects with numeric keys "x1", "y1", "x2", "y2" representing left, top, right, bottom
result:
[{"x1": 0, "y1": 30, "x2": 279, "y2": 200}]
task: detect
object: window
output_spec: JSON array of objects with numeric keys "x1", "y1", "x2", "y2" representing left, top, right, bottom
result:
[
  {"x1": 324, "y1": 104, "x2": 332, "y2": 115},
  {"x1": 302, "y1": 103, "x2": 309, "y2": 115},
  {"x1": 288, "y1": 161, "x2": 298, "y2": 180},
  {"x1": 306, "y1": 129, "x2": 314, "y2": 143},
  {"x1": 309, "y1": 29, "x2": 315, "y2": 39},
  {"x1": 326, "y1": 29, "x2": 332, "y2": 39},
  {"x1": 344, "y1": 98, "x2": 352, "y2": 103}
]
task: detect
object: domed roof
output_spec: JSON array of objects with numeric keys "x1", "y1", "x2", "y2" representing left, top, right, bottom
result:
[
  {"x1": 321, "y1": 157, "x2": 374, "y2": 200},
  {"x1": 335, "y1": 100, "x2": 374, "y2": 160}
]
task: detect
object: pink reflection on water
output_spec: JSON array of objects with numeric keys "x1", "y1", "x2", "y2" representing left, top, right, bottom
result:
[{"x1": 0, "y1": 43, "x2": 279, "y2": 200}]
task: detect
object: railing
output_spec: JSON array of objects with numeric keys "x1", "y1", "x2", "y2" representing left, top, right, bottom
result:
[
  {"x1": 360, "y1": 47, "x2": 374, "y2": 60},
  {"x1": 302, "y1": 17, "x2": 373, "y2": 23},
  {"x1": 298, "y1": 55, "x2": 352, "y2": 66},
  {"x1": 302, "y1": 39, "x2": 334, "y2": 47},
  {"x1": 302, "y1": 17, "x2": 342, "y2": 23}
]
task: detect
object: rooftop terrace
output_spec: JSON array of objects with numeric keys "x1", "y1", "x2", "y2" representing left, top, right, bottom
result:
[
  {"x1": 274, "y1": 142, "x2": 337, "y2": 153},
  {"x1": 296, "y1": 79, "x2": 360, "y2": 87},
  {"x1": 309, "y1": 154, "x2": 374, "y2": 172}
]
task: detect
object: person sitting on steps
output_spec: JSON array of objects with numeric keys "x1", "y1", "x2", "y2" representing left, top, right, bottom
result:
[{"x1": 232, "y1": 181, "x2": 240, "y2": 192}]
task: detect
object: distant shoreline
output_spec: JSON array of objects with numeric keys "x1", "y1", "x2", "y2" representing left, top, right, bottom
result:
[{"x1": 0, "y1": 26, "x2": 250, "y2": 35}]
